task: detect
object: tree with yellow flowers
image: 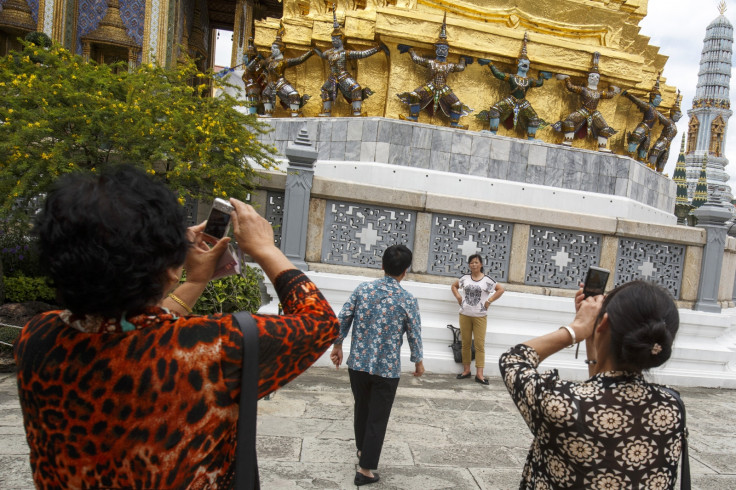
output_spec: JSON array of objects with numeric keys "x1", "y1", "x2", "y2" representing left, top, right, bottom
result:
[{"x1": 0, "y1": 38, "x2": 277, "y2": 224}]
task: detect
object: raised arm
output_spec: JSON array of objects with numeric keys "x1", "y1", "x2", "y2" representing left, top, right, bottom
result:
[
  {"x1": 623, "y1": 90, "x2": 648, "y2": 110},
  {"x1": 285, "y1": 48, "x2": 314, "y2": 68},
  {"x1": 562, "y1": 76, "x2": 583, "y2": 95},
  {"x1": 409, "y1": 48, "x2": 431, "y2": 67},
  {"x1": 347, "y1": 45, "x2": 381, "y2": 60},
  {"x1": 224, "y1": 199, "x2": 340, "y2": 399},
  {"x1": 600, "y1": 85, "x2": 620, "y2": 99},
  {"x1": 489, "y1": 63, "x2": 508, "y2": 81}
]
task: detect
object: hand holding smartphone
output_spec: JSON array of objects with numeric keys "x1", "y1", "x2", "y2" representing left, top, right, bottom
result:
[
  {"x1": 203, "y1": 198, "x2": 239, "y2": 279},
  {"x1": 583, "y1": 266, "x2": 610, "y2": 298},
  {"x1": 203, "y1": 198, "x2": 234, "y2": 244}
]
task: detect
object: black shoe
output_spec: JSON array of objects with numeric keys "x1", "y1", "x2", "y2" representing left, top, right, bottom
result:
[
  {"x1": 354, "y1": 472, "x2": 380, "y2": 486},
  {"x1": 456, "y1": 372, "x2": 472, "y2": 379},
  {"x1": 475, "y1": 376, "x2": 489, "y2": 385}
]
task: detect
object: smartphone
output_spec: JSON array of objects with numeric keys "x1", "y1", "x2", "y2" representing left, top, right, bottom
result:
[
  {"x1": 583, "y1": 266, "x2": 610, "y2": 298},
  {"x1": 203, "y1": 198, "x2": 234, "y2": 244}
]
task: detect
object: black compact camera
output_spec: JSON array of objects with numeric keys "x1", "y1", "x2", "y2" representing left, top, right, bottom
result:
[{"x1": 583, "y1": 266, "x2": 610, "y2": 298}]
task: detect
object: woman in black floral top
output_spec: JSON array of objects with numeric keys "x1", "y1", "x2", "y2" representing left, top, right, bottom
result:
[{"x1": 499, "y1": 281, "x2": 684, "y2": 489}]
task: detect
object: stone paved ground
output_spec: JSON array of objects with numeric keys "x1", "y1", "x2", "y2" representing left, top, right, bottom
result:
[{"x1": 2, "y1": 367, "x2": 736, "y2": 489}]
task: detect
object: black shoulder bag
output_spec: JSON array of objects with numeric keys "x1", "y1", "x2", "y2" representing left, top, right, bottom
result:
[
  {"x1": 232, "y1": 311, "x2": 260, "y2": 490},
  {"x1": 447, "y1": 324, "x2": 474, "y2": 363},
  {"x1": 660, "y1": 386, "x2": 690, "y2": 490}
]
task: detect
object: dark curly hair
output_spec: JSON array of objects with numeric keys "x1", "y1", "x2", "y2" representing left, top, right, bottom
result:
[
  {"x1": 35, "y1": 165, "x2": 189, "y2": 318},
  {"x1": 598, "y1": 281, "x2": 679, "y2": 371}
]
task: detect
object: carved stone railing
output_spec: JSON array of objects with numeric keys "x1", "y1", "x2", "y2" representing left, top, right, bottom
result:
[{"x1": 246, "y1": 119, "x2": 736, "y2": 387}]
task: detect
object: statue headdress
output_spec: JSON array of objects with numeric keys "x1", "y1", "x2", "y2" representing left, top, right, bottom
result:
[
  {"x1": 331, "y1": 3, "x2": 345, "y2": 40},
  {"x1": 650, "y1": 72, "x2": 662, "y2": 99},
  {"x1": 272, "y1": 21, "x2": 286, "y2": 50},
  {"x1": 518, "y1": 32, "x2": 529, "y2": 62},
  {"x1": 246, "y1": 36, "x2": 257, "y2": 57},
  {"x1": 671, "y1": 90, "x2": 682, "y2": 117},
  {"x1": 590, "y1": 52, "x2": 600, "y2": 74},
  {"x1": 436, "y1": 12, "x2": 448, "y2": 46}
]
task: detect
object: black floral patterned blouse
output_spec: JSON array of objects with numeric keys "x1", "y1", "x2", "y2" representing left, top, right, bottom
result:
[{"x1": 499, "y1": 344, "x2": 685, "y2": 490}]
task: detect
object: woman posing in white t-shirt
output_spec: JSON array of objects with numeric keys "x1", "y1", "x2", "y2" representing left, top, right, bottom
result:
[{"x1": 451, "y1": 254, "x2": 505, "y2": 385}]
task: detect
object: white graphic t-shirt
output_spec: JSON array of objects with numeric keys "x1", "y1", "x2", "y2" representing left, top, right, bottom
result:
[{"x1": 457, "y1": 274, "x2": 497, "y2": 318}]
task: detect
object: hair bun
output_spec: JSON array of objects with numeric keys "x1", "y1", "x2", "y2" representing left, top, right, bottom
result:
[{"x1": 619, "y1": 318, "x2": 673, "y2": 370}]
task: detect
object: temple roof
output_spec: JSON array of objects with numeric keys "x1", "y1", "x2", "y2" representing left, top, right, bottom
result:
[{"x1": 207, "y1": 0, "x2": 283, "y2": 30}]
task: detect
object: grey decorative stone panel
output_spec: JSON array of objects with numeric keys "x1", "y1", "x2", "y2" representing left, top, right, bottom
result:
[
  {"x1": 427, "y1": 213, "x2": 512, "y2": 280},
  {"x1": 322, "y1": 201, "x2": 416, "y2": 269},
  {"x1": 258, "y1": 118, "x2": 676, "y2": 213},
  {"x1": 614, "y1": 238, "x2": 685, "y2": 299},
  {"x1": 526, "y1": 227, "x2": 602, "y2": 289},
  {"x1": 265, "y1": 191, "x2": 284, "y2": 248}
]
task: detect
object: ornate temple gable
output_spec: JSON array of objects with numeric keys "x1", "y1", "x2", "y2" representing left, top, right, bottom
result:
[
  {"x1": 710, "y1": 115, "x2": 725, "y2": 157},
  {"x1": 688, "y1": 116, "x2": 699, "y2": 154}
]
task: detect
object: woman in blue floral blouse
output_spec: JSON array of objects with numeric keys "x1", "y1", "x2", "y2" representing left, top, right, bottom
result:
[{"x1": 499, "y1": 281, "x2": 685, "y2": 489}]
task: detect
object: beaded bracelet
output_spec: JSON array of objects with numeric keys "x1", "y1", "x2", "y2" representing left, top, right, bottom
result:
[{"x1": 168, "y1": 293, "x2": 193, "y2": 314}]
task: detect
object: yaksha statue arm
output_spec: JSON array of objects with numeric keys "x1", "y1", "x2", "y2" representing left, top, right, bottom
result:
[
  {"x1": 407, "y1": 48, "x2": 431, "y2": 67},
  {"x1": 488, "y1": 63, "x2": 508, "y2": 81},
  {"x1": 562, "y1": 76, "x2": 583, "y2": 95},
  {"x1": 347, "y1": 44, "x2": 383, "y2": 60},
  {"x1": 622, "y1": 90, "x2": 648, "y2": 110},
  {"x1": 286, "y1": 49, "x2": 314, "y2": 68},
  {"x1": 600, "y1": 85, "x2": 620, "y2": 99}
]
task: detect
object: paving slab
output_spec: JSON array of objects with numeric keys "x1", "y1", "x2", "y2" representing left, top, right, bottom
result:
[{"x1": 1, "y1": 368, "x2": 736, "y2": 489}]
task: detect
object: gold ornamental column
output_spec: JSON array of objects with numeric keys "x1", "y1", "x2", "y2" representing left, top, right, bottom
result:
[
  {"x1": 231, "y1": 0, "x2": 254, "y2": 67},
  {"x1": 142, "y1": 0, "x2": 170, "y2": 64}
]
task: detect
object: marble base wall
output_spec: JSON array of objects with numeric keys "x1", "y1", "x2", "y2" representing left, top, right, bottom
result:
[{"x1": 257, "y1": 117, "x2": 676, "y2": 214}]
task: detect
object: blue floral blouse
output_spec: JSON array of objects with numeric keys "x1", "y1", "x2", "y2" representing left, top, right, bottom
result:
[{"x1": 336, "y1": 276, "x2": 423, "y2": 378}]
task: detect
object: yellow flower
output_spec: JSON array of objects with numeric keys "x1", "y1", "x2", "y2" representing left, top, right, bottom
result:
[
  {"x1": 41, "y1": 153, "x2": 51, "y2": 160},
  {"x1": 177, "y1": 196, "x2": 185, "y2": 206},
  {"x1": 146, "y1": 168, "x2": 155, "y2": 175}
]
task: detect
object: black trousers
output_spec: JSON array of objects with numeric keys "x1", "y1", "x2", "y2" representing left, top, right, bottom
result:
[{"x1": 348, "y1": 369, "x2": 401, "y2": 470}]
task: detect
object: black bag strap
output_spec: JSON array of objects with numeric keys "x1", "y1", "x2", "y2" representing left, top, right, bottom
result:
[
  {"x1": 232, "y1": 311, "x2": 260, "y2": 490},
  {"x1": 446, "y1": 324, "x2": 460, "y2": 344},
  {"x1": 660, "y1": 386, "x2": 690, "y2": 490}
]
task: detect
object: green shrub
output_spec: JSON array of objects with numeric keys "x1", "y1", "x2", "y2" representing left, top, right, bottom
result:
[
  {"x1": 4, "y1": 275, "x2": 55, "y2": 303},
  {"x1": 0, "y1": 229, "x2": 43, "y2": 277},
  {"x1": 192, "y1": 266, "x2": 264, "y2": 315},
  {"x1": 0, "y1": 325, "x2": 21, "y2": 354}
]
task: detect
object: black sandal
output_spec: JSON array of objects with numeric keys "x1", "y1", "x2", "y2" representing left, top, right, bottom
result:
[
  {"x1": 475, "y1": 376, "x2": 489, "y2": 385},
  {"x1": 456, "y1": 372, "x2": 472, "y2": 379}
]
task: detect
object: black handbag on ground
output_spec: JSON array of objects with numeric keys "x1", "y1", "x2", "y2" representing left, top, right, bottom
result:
[
  {"x1": 232, "y1": 311, "x2": 260, "y2": 490},
  {"x1": 447, "y1": 324, "x2": 474, "y2": 363},
  {"x1": 660, "y1": 386, "x2": 690, "y2": 490}
]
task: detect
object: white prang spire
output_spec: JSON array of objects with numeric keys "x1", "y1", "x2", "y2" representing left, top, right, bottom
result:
[{"x1": 686, "y1": 2, "x2": 734, "y2": 204}]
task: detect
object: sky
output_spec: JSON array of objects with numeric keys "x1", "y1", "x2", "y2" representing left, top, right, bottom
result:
[{"x1": 214, "y1": 0, "x2": 734, "y2": 185}]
